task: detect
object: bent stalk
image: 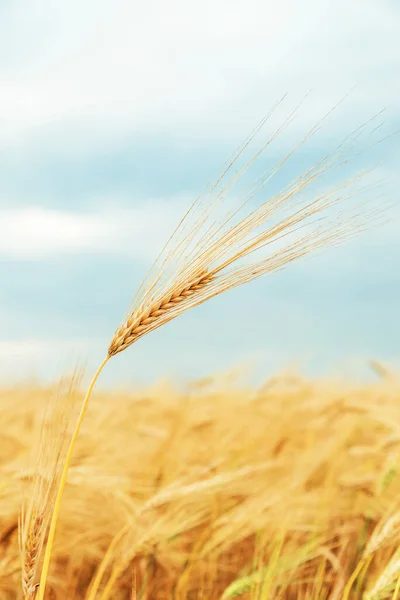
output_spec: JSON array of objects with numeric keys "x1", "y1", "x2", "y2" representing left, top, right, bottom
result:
[{"x1": 37, "y1": 356, "x2": 109, "y2": 600}]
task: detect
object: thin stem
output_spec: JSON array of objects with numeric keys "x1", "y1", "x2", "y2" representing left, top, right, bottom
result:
[
  {"x1": 86, "y1": 522, "x2": 130, "y2": 600},
  {"x1": 37, "y1": 356, "x2": 109, "y2": 600},
  {"x1": 393, "y1": 574, "x2": 400, "y2": 600},
  {"x1": 342, "y1": 556, "x2": 371, "y2": 600},
  {"x1": 99, "y1": 565, "x2": 120, "y2": 600}
]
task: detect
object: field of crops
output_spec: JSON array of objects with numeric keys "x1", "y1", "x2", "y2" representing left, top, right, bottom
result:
[{"x1": 2, "y1": 365, "x2": 400, "y2": 599}]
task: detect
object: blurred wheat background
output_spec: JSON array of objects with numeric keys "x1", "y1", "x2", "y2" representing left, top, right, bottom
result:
[{"x1": 2, "y1": 365, "x2": 400, "y2": 599}]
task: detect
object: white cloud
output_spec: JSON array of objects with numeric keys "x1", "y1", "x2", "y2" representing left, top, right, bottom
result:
[
  {"x1": 0, "y1": 338, "x2": 106, "y2": 383},
  {"x1": 1, "y1": 189, "x2": 396, "y2": 262},
  {"x1": 0, "y1": 156, "x2": 397, "y2": 261},
  {"x1": 0, "y1": 339, "x2": 93, "y2": 360},
  {"x1": 0, "y1": 0, "x2": 398, "y2": 148},
  {"x1": 0, "y1": 200, "x2": 187, "y2": 259}
]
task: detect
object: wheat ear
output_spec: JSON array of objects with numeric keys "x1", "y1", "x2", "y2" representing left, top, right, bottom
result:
[
  {"x1": 20, "y1": 372, "x2": 81, "y2": 599},
  {"x1": 364, "y1": 550, "x2": 400, "y2": 600},
  {"x1": 21, "y1": 515, "x2": 42, "y2": 600},
  {"x1": 36, "y1": 99, "x2": 386, "y2": 599},
  {"x1": 364, "y1": 511, "x2": 400, "y2": 558},
  {"x1": 108, "y1": 270, "x2": 214, "y2": 355}
]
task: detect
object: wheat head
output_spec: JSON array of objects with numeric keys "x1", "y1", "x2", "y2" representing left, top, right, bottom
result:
[
  {"x1": 364, "y1": 549, "x2": 400, "y2": 600},
  {"x1": 20, "y1": 372, "x2": 81, "y2": 599},
  {"x1": 108, "y1": 270, "x2": 214, "y2": 355},
  {"x1": 364, "y1": 511, "x2": 400, "y2": 559}
]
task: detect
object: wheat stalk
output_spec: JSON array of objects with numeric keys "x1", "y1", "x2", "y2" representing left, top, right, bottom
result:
[{"x1": 36, "y1": 98, "x2": 386, "y2": 599}]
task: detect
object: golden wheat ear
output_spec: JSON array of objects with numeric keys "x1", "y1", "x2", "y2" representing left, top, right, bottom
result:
[
  {"x1": 37, "y1": 98, "x2": 387, "y2": 600},
  {"x1": 19, "y1": 371, "x2": 82, "y2": 599}
]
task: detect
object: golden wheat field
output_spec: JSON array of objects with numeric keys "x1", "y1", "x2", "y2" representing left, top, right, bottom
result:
[{"x1": 2, "y1": 365, "x2": 400, "y2": 599}]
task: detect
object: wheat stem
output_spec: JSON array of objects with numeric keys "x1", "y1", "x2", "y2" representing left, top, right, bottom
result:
[
  {"x1": 86, "y1": 522, "x2": 131, "y2": 600},
  {"x1": 99, "y1": 566, "x2": 120, "y2": 600},
  {"x1": 342, "y1": 556, "x2": 371, "y2": 600},
  {"x1": 37, "y1": 356, "x2": 109, "y2": 600},
  {"x1": 394, "y1": 575, "x2": 400, "y2": 600}
]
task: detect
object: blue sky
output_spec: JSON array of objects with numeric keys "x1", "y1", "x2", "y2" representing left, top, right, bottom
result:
[{"x1": 0, "y1": 0, "x2": 399, "y2": 386}]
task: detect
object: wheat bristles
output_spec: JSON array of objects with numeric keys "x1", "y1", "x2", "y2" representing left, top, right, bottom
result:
[{"x1": 106, "y1": 104, "x2": 385, "y2": 362}]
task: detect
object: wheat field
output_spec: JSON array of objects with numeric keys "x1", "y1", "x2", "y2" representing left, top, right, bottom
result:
[{"x1": 2, "y1": 365, "x2": 400, "y2": 599}]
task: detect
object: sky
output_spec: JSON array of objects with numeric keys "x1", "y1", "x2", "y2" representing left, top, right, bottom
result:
[{"x1": 0, "y1": 0, "x2": 399, "y2": 387}]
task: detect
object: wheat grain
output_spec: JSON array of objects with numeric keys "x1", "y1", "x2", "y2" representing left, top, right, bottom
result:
[
  {"x1": 21, "y1": 514, "x2": 42, "y2": 599},
  {"x1": 108, "y1": 270, "x2": 214, "y2": 355}
]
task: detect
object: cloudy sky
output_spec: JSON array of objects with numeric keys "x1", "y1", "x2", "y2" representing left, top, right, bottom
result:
[{"x1": 1, "y1": 0, "x2": 399, "y2": 386}]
